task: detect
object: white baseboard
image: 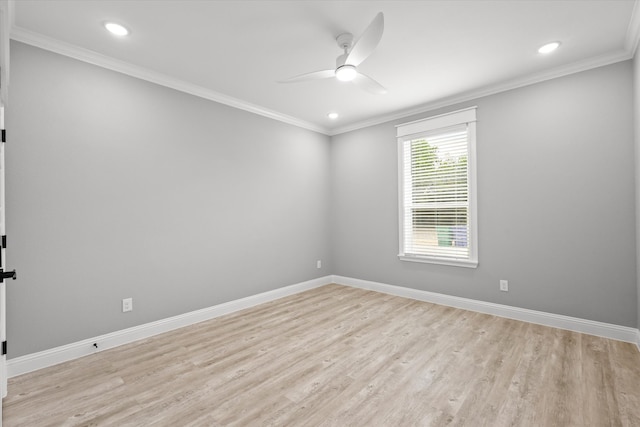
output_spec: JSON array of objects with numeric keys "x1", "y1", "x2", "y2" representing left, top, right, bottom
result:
[
  {"x1": 8, "y1": 274, "x2": 639, "y2": 377},
  {"x1": 332, "y1": 275, "x2": 640, "y2": 345},
  {"x1": 7, "y1": 275, "x2": 332, "y2": 378}
]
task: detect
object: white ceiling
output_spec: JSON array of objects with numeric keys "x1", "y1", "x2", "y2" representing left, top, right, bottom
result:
[{"x1": 9, "y1": 0, "x2": 640, "y2": 135}]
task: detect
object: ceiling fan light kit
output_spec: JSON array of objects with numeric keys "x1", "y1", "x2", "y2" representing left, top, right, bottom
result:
[
  {"x1": 279, "y1": 12, "x2": 387, "y2": 95},
  {"x1": 335, "y1": 64, "x2": 357, "y2": 81}
]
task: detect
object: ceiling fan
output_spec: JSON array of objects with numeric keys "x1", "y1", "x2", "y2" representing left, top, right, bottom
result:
[{"x1": 279, "y1": 12, "x2": 387, "y2": 95}]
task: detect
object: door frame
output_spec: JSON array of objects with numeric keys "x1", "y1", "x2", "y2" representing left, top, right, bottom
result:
[
  {"x1": 0, "y1": 104, "x2": 6, "y2": 403},
  {"x1": 0, "y1": 0, "x2": 13, "y2": 409}
]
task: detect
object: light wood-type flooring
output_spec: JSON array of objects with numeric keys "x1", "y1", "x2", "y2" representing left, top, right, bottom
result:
[{"x1": 3, "y1": 284, "x2": 640, "y2": 426}]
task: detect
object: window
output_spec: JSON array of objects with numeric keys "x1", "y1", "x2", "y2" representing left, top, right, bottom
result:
[{"x1": 397, "y1": 107, "x2": 477, "y2": 268}]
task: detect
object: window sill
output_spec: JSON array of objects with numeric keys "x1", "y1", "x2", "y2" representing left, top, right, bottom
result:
[{"x1": 398, "y1": 254, "x2": 478, "y2": 269}]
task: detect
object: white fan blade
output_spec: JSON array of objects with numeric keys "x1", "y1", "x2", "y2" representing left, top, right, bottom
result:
[
  {"x1": 345, "y1": 12, "x2": 384, "y2": 67},
  {"x1": 278, "y1": 69, "x2": 335, "y2": 83},
  {"x1": 353, "y1": 72, "x2": 387, "y2": 95}
]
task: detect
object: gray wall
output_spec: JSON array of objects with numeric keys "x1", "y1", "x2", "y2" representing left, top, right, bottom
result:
[
  {"x1": 6, "y1": 42, "x2": 639, "y2": 360},
  {"x1": 331, "y1": 61, "x2": 637, "y2": 327},
  {"x1": 6, "y1": 42, "x2": 332, "y2": 358}
]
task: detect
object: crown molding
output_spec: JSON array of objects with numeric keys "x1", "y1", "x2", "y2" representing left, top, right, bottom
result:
[
  {"x1": 10, "y1": 26, "x2": 330, "y2": 136},
  {"x1": 331, "y1": 0, "x2": 640, "y2": 136},
  {"x1": 9, "y1": 10, "x2": 638, "y2": 139},
  {"x1": 329, "y1": 49, "x2": 632, "y2": 136}
]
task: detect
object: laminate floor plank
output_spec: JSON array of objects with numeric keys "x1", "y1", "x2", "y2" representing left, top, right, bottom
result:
[
  {"x1": 490, "y1": 323, "x2": 551, "y2": 426},
  {"x1": 537, "y1": 328, "x2": 583, "y2": 427},
  {"x1": 581, "y1": 333, "x2": 624, "y2": 427},
  {"x1": 608, "y1": 339, "x2": 640, "y2": 426},
  {"x1": 4, "y1": 284, "x2": 640, "y2": 426}
]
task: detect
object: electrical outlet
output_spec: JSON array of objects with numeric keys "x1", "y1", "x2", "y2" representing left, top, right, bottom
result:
[
  {"x1": 499, "y1": 280, "x2": 509, "y2": 292},
  {"x1": 122, "y1": 297, "x2": 133, "y2": 312},
  {"x1": 317, "y1": 260, "x2": 322, "y2": 269}
]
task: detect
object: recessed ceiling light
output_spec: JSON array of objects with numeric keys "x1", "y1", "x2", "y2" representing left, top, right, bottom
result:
[
  {"x1": 538, "y1": 42, "x2": 560, "y2": 54},
  {"x1": 327, "y1": 112, "x2": 339, "y2": 120},
  {"x1": 104, "y1": 22, "x2": 129, "y2": 36}
]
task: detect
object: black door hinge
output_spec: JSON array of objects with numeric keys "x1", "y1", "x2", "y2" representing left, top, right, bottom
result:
[
  {"x1": 0, "y1": 269, "x2": 16, "y2": 283},
  {"x1": 2, "y1": 341, "x2": 6, "y2": 356},
  {"x1": 1, "y1": 129, "x2": 5, "y2": 143},
  {"x1": 1, "y1": 236, "x2": 5, "y2": 268}
]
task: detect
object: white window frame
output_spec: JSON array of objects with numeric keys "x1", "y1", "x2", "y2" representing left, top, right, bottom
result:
[{"x1": 397, "y1": 106, "x2": 478, "y2": 268}]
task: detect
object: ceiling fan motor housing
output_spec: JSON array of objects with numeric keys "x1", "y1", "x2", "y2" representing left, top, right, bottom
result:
[{"x1": 336, "y1": 33, "x2": 354, "y2": 51}]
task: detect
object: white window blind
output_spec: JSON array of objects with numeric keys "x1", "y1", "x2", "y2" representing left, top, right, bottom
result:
[{"x1": 397, "y1": 107, "x2": 477, "y2": 268}]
